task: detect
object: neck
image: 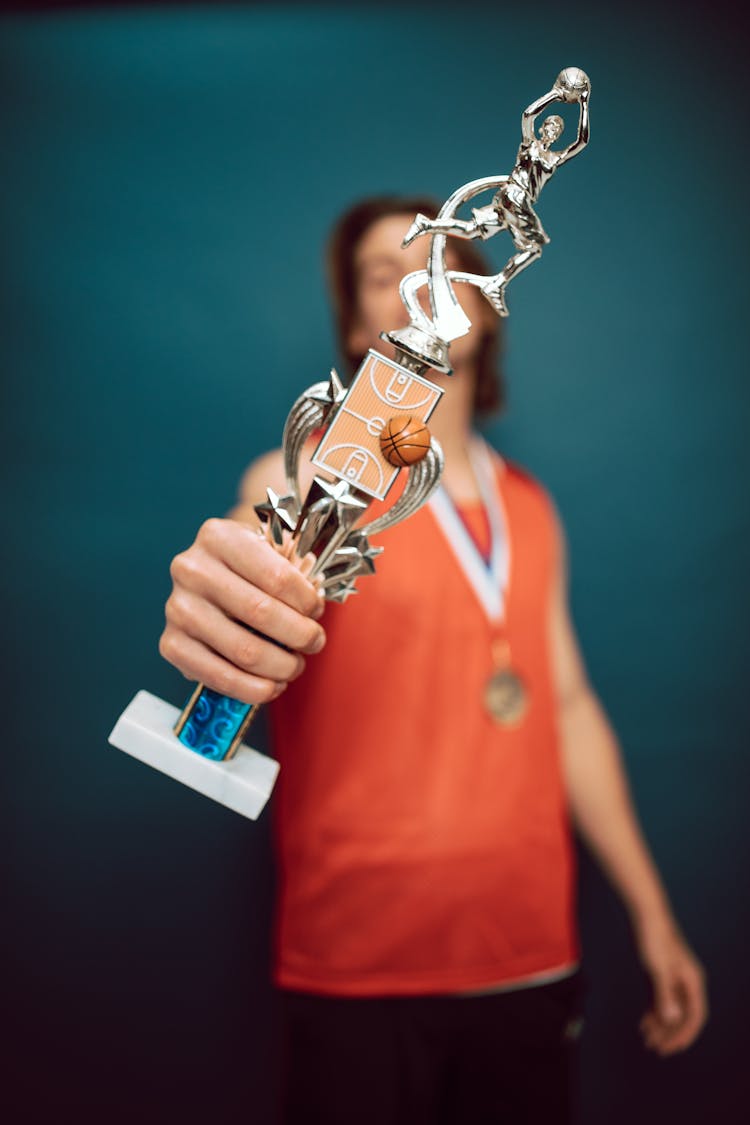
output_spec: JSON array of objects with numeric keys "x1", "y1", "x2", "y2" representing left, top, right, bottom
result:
[{"x1": 427, "y1": 360, "x2": 484, "y2": 501}]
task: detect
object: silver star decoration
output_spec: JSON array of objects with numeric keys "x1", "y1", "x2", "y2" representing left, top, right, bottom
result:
[
  {"x1": 296, "y1": 477, "x2": 369, "y2": 560},
  {"x1": 295, "y1": 496, "x2": 337, "y2": 558},
  {"x1": 305, "y1": 367, "x2": 346, "y2": 424},
  {"x1": 325, "y1": 579, "x2": 359, "y2": 604},
  {"x1": 254, "y1": 488, "x2": 300, "y2": 545},
  {"x1": 322, "y1": 549, "x2": 371, "y2": 588},
  {"x1": 322, "y1": 537, "x2": 382, "y2": 588},
  {"x1": 344, "y1": 529, "x2": 384, "y2": 565},
  {"x1": 314, "y1": 476, "x2": 370, "y2": 515}
]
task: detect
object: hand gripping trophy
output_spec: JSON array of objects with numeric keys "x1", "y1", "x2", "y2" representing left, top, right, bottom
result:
[{"x1": 109, "y1": 67, "x2": 591, "y2": 820}]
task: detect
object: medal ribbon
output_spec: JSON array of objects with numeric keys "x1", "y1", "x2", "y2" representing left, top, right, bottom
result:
[
  {"x1": 427, "y1": 436, "x2": 510, "y2": 625},
  {"x1": 428, "y1": 437, "x2": 528, "y2": 725}
]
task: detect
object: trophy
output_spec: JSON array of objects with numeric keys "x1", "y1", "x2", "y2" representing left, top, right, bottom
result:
[{"x1": 108, "y1": 67, "x2": 590, "y2": 819}]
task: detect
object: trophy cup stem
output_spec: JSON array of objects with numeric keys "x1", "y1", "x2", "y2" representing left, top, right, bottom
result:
[{"x1": 173, "y1": 682, "x2": 260, "y2": 762}]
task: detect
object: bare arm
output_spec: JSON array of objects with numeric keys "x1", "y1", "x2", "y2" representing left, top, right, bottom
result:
[
  {"x1": 549, "y1": 509, "x2": 707, "y2": 1054},
  {"x1": 521, "y1": 88, "x2": 560, "y2": 144},
  {"x1": 228, "y1": 449, "x2": 290, "y2": 526},
  {"x1": 559, "y1": 88, "x2": 590, "y2": 164}
]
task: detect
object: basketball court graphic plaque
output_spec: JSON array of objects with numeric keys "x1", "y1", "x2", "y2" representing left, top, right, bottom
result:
[{"x1": 312, "y1": 352, "x2": 442, "y2": 501}]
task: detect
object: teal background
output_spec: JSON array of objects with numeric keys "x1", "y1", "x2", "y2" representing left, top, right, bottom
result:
[{"x1": 2, "y1": 3, "x2": 747, "y2": 1121}]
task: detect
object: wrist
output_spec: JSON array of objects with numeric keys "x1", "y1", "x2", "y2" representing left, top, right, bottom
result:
[{"x1": 628, "y1": 891, "x2": 677, "y2": 936}]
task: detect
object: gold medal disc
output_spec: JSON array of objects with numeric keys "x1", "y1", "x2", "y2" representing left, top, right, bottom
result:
[{"x1": 484, "y1": 667, "x2": 528, "y2": 726}]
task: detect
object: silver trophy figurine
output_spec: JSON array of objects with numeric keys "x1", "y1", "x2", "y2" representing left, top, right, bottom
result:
[{"x1": 108, "y1": 67, "x2": 590, "y2": 820}]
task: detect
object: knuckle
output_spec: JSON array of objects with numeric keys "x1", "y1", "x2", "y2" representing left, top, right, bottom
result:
[
  {"x1": 255, "y1": 679, "x2": 281, "y2": 704},
  {"x1": 158, "y1": 628, "x2": 181, "y2": 666},
  {"x1": 164, "y1": 590, "x2": 189, "y2": 628},
  {"x1": 170, "y1": 550, "x2": 201, "y2": 586},
  {"x1": 211, "y1": 664, "x2": 236, "y2": 698},
  {"x1": 213, "y1": 665, "x2": 276, "y2": 706},
  {"x1": 245, "y1": 589, "x2": 274, "y2": 627},
  {"x1": 197, "y1": 517, "x2": 225, "y2": 547},
  {"x1": 263, "y1": 557, "x2": 292, "y2": 599},
  {"x1": 169, "y1": 551, "x2": 189, "y2": 583},
  {"x1": 202, "y1": 658, "x2": 239, "y2": 698},
  {"x1": 300, "y1": 620, "x2": 320, "y2": 650},
  {"x1": 233, "y1": 632, "x2": 260, "y2": 673},
  {"x1": 306, "y1": 586, "x2": 324, "y2": 616},
  {"x1": 299, "y1": 621, "x2": 323, "y2": 657}
]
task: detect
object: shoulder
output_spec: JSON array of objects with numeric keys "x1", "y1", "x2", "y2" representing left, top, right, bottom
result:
[
  {"x1": 497, "y1": 456, "x2": 566, "y2": 558},
  {"x1": 500, "y1": 456, "x2": 554, "y2": 508},
  {"x1": 237, "y1": 448, "x2": 286, "y2": 505},
  {"x1": 236, "y1": 435, "x2": 321, "y2": 506}
]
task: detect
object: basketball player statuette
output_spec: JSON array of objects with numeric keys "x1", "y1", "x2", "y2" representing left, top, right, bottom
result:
[{"x1": 109, "y1": 67, "x2": 591, "y2": 819}]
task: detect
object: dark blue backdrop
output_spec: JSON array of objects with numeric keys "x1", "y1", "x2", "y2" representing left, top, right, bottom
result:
[{"x1": 3, "y1": 3, "x2": 747, "y2": 1122}]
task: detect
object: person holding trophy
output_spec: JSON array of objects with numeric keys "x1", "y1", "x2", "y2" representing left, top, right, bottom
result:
[{"x1": 155, "y1": 71, "x2": 706, "y2": 1125}]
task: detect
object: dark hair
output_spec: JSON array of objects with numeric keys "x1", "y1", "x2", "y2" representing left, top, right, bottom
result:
[{"x1": 326, "y1": 195, "x2": 505, "y2": 416}]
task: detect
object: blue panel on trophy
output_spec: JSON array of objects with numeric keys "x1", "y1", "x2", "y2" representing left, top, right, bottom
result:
[{"x1": 177, "y1": 687, "x2": 253, "y2": 761}]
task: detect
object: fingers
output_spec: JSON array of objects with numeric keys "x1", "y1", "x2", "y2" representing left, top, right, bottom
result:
[
  {"x1": 171, "y1": 550, "x2": 326, "y2": 656},
  {"x1": 664, "y1": 967, "x2": 708, "y2": 1053},
  {"x1": 640, "y1": 1011, "x2": 679, "y2": 1055},
  {"x1": 640, "y1": 962, "x2": 708, "y2": 1055},
  {"x1": 165, "y1": 589, "x2": 307, "y2": 683},
  {"x1": 159, "y1": 627, "x2": 290, "y2": 706},
  {"x1": 196, "y1": 519, "x2": 323, "y2": 619},
  {"x1": 653, "y1": 966, "x2": 683, "y2": 1028}
]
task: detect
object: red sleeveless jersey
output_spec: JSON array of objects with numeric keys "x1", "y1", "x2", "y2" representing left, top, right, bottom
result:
[{"x1": 268, "y1": 455, "x2": 578, "y2": 996}]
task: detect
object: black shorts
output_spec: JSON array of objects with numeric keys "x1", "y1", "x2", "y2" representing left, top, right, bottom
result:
[{"x1": 277, "y1": 969, "x2": 586, "y2": 1125}]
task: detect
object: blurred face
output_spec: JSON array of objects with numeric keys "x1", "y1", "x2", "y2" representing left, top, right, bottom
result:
[{"x1": 347, "y1": 213, "x2": 494, "y2": 376}]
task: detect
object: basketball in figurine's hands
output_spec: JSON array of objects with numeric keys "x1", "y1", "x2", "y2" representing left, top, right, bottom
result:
[
  {"x1": 555, "y1": 67, "x2": 590, "y2": 101},
  {"x1": 380, "y1": 416, "x2": 431, "y2": 467}
]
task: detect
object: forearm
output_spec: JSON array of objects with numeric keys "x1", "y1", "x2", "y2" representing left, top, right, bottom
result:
[
  {"x1": 559, "y1": 686, "x2": 674, "y2": 928},
  {"x1": 521, "y1": 90, "x2": 558, "y2": 142},
  {"x1": 559, "y1": 100, "x2": 589, "y2": 163},
  {"x1": 548, "y1": 528, "x2": 706, "y2": 1051},
  {"x1": 579, "y1": 97, "x2": 589, "y2": 143},
  {"x1": 573, "y1": 98, "x2": 590, "y2": 152}
]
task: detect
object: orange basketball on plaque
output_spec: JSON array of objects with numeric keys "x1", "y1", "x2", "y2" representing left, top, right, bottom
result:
[{"x1": 379, "y1": 415, "x2": 432, "y2": 467}]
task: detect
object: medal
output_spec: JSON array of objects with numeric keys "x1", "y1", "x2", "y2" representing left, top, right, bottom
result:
[
  {"x1": 430, "y1": 438, "x2": 530, "y2": 728},
  {"x1": 485, "y1": 635, "x2": 528, "y2": 726},
  {"x1": 484, "y1": 668, "x2": 528, "y2": 726}
]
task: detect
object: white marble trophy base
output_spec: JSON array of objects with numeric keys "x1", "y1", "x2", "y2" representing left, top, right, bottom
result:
[{"x1": 108, "y1": 690, "x2": 279, "y2": 820}]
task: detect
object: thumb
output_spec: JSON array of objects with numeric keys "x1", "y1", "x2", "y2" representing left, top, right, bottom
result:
[{"x1": 652, "y1": 968, "x2": 682, "y2": 1026}]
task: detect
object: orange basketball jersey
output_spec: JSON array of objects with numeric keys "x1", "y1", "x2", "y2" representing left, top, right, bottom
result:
[{"x1": 268, "y1": 450, "x2": 579, "y2": 996}]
